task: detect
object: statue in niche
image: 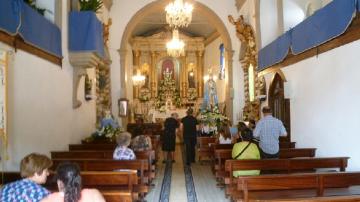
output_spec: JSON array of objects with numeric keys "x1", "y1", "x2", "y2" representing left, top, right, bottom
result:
[
  {"x1": 203, "y1": 70, "x2": 218, "y2": 109},
  {"x1": 188, "y1": 70, "x2": 195, "y2": 88}
]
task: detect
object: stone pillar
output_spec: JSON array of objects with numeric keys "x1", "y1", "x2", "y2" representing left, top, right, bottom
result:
[
  {"x1": 133, "y1": 50, "x2": 141, "y2": 99},
  {"x1": 150, "y1": 51, "x2": 157, "y2": 98},
  {"x1": 180, "y1": 54, "x2": 187, "y2": 98},
  {"x1": 118, "y1": 49, "x2": 128, "y2": 126},
  {"x1": 226, "y1": 50, "x2": 234, "y2": 122},
  {"x1": 196, "y1": 50, "x2": 204, "y2": 97}
]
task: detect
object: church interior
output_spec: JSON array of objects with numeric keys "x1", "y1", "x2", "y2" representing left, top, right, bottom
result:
[{"x1": 1, "y1": 0, "x2": 360, "y2": 201}]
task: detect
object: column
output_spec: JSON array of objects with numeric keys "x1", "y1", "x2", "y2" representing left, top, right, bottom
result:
[
  {"x1": 180, "y1": 54, "x2": 187, "y2": 98},
  {"x1": 196, "y1": 50, "x2": 204, "y2": 97},
  {"x1": 133, "y1": 50, "x2": 141, "y2": 99},
  {"x1": 150, "y1": 51, "x2": 157, "y2": 98}
]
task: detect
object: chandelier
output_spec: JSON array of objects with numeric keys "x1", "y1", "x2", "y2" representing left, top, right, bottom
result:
[
  {"x1": 166, "y1": 29, "x2": 185, "y2": 57},
  {"x1": 165, "y1": 0, "x2": 193, "y2": 29},
  {"x1": 132, "y1": 69, "x2": 145, "y2": 86}
]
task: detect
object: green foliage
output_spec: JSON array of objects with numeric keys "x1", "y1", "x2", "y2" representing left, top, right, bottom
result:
[
  {"x1": 79, "y1": 0, "x2": 103, "y2": 13},
  {"x1": 155, "y1": 76, "x2": 181, "y2": 109},
  {"x1": 23, "y1": 0, "x2": 46, "y2": 16}
]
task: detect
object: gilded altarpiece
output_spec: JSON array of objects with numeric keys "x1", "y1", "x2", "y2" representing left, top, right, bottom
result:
[
  {"x1": 229, "y1": 15, "x2": 266, "y2": 121},
  {"x1": 130, "y1": 30, "x2": 205, "y2": 113}
]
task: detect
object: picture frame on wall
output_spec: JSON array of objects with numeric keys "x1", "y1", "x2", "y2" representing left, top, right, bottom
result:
[{"x1": 118, "y1": 98, "x2": 128, "y2": 117}]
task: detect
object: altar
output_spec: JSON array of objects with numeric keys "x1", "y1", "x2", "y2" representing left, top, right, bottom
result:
[{"x1": 148, "y1": 108, "x2": 187, "y2": 123}]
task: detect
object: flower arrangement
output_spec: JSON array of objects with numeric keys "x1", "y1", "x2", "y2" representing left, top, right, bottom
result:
[
  {"x1": 155, "y1": 75, "x2": 181, "y2": 109},
  {"x1": 79, "y1": 0, "x2": 103, "y2": 13},
  {"x1": 187, "y1": 88, "x2": 197, "y2": 101},
  {"x1": 83, "y1": 125, "x2": 124, "y2": 143},
  {"x1": 197, "y1": 105, "x2": 228, "y2": 135}
]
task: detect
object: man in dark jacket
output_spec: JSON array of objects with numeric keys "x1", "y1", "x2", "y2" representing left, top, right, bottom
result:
[{"x1": 181, "y1": 108, "x2": 198, "y2": 166}]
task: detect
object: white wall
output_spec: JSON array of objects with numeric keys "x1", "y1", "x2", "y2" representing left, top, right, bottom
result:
[
  {"x1": 108, "y1": 0, "x2": 243, "y2": 123},
  {"x1": 259, "y1": 0, "x2": 279, "y2": 47},
  {"x1": 265, "y1": 40, "x2": 360, "y2": 170},
  {"x1": 204, "y1": 37, "x2": 226, "y2": 103},
  {"x1": 0, "y1": 0, "x2": 96, "y2": 171}
]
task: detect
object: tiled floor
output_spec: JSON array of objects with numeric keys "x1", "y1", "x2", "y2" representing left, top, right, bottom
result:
[{"x1": 145, "y1": 145, "x2": 230, "y2": 202}]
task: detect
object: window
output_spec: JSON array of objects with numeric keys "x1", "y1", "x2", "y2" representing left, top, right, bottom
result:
[
  {"x1": 248, "y1": 64, "x2": 255, "y2": 102},
  {"x1": 219, "y1": 43, "x2": 225, "y2": 80}
]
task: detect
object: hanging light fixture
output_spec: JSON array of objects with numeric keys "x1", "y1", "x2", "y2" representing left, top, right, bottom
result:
[
  {"x1": 132, "y1": 69, "x2": 145, "y2": 86},
  {"x1": 166, "y1": 29, "x2": 185, "y2": 58},
  {"x1": 165, "y1": 0, "x2": 193, "y2": 29}
]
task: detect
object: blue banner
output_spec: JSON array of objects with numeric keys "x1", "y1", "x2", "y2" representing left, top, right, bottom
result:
[
  {"x1": 0, "y1": 0, "x2": 21, "y2": 35},
  {"x1": 258, "y1": 31, "x2": 291, "y2": 71},
  {"x1": 69, "y1": 11, "x2": 104, "y2": 58},
  {"x1": 291, "y1": 0, "x2": 355, "y2": 54}
]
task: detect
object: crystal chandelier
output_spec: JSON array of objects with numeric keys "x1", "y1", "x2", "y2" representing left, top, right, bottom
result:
[
  {"x1": 165, "y1": 0, "x2": 193, "y2": 29},
  {"x1": 132, "y1": 69, "x2": 145, "y2": 86},
  {"x1": 166, "y1": 29, "x2": 185, "y2": 58}
]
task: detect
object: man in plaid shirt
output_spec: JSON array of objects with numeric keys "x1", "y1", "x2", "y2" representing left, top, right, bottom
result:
[{"x1": 254, "y1": 106, "x2": 287, "y2": 158}]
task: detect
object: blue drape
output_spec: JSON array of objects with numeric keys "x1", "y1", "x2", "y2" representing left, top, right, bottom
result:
[
  {"x1": 257, "y1": 0, "x2": 356, "y2": 71},
  {"x1": 0, "y1": 0, "x2": 62, "y2": 58},
  {"x1": 291, "y1": 0, "x2": 355, "y2": 54},
  {"x1": 0, "y1": 0, "x2": 21, "y2": 35},
  {"x1": 69, "y1": 11, "x2": 104, "y2": 58},
  {"x1": 258, "y1": 31, "x2": 291, "y2": 71},
  {"x1": 18, "y1": 3, "x2": 62, "y2": 57}
]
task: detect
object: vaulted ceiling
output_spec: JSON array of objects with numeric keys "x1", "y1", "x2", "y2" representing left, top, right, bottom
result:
[{"x1": 131, "y1": 10, "x2": 217, "y2": 38}]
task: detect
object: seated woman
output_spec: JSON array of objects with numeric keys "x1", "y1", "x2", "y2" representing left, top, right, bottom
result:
[
  {"x1": 235, "y1": 121, "x2": 254, "y2": 143},
  {"x1": 41, "y1": 162, "x2": 105, "y2": 202},
  {"x1": 0, "y1": 153, "x2": 52, "y2": 202},
  {"x1": 113, "y1": 132, "x2": 136, "y2": 160},
  {"x1": 131, "y1": 130, "x2": 152, "y2": 152},
  {"x1": 231, "y1": 132, "x2": 260, "y2": 177},
  {"x1": 216, "y1": 125, "x2": 232, "y2": 144}
]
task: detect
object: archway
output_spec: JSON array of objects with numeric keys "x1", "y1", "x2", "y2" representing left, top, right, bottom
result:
[
  {"x1": 268, "y1": 72, "x2": 291, "y2": 141},
  {"x1": 118, "y1": 0, "x2": 234, "y2": 120}
]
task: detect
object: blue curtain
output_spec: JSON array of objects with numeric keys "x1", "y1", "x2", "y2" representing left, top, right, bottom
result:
[
  {"x1": 258, "y1": 31, "x2": 291, "y2": 71},
  {"x1": 69, "y1": 11, "x2": 104, "y2": 58},
  {"x1": 357, "y1": 0, "x2": 360, "y2": 11},
  {"x1": 291, "y1": 0, "x2": 355, "y2": 54},
  {"x1": 0, "y1": 0, "x2": 21, "y2": 35},
  {"x1": 18, "y1": 2, "x2": 62, "y2": 57}
]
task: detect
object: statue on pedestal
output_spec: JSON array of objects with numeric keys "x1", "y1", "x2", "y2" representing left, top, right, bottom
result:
[{"x1": 203, "y1": 70, "x2": 218, "y2": 109}]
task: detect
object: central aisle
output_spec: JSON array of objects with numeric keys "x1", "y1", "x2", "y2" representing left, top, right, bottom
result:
[{"x1": 145, "y1": 144, "x2": 230, "y2": 202}]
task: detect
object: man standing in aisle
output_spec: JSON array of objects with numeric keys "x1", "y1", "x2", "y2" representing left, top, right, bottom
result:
[
  {"x1": 181, "y1": 108, "x2": 198, "y2": 166},
  {"x1": 254, "y1": 106, "x2": 287, "y2": 158}
]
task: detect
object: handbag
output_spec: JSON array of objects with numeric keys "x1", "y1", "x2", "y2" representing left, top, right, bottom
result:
[{"x1": 234, "y1": 141, "x2": 252, "y2": 159}]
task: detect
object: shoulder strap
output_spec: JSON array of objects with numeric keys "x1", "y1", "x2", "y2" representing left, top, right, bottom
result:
[{"x1": 234, "y1": 142, "x2": 252, "y2": 159}]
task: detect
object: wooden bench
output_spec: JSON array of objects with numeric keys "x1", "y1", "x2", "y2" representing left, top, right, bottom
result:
[
  {"x1": 266, "y1": 195, "x2": 360, "y2": 202},
  {"x1": 234, "y1": 172, "x2": 360, "y2": 202},
  {"x1": 1, "y1": 171, "x2": 138, "y2": 202},
  {"x1": 51, "y1": 150, "x2": 156, "y2": 181},
  {"x1": 224, "y1": 157, "x2": 349, "y2": 198},
  {"x1": 197, "y1": 137, "x2": 216, "y2": 163},
  {"x1": 51, "y1": 159, "x2": 150, "y2": 195},
  {"x1": 214, "y1": 148, "x2": 317, "y2": 179}
]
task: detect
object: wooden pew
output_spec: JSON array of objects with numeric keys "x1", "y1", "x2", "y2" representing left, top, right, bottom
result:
[
  {"x1": 1, "y1": 171, "x2": 138, "y2": 202},
  {"x1": 214, "y1": 148, "x2": 317, "y2": 179},
  {"x1": 51, "y1": 150, "x2": 156, "y2": 181},
  {"x1": 224, "y1": 157, "x2": 349, "y2": 198},
  {"x1": 268, "y1": 195, "x2": 360, "y2": 202},
  {"x1": 51, "y1": 159, "x2": 150, "y2": 195},
  {"x1": 197, "y1": 137, "x2": 216, "y2": 163},
  {"x1": 234, "y1": 172, "x2": 360, "y2": 202}
]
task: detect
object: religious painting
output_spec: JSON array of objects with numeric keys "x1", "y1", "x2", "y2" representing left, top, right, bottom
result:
[
  {"x1": 187, "y1": 63, "x2": 196, "y2": 88},
  {"x1": 161, "y1": 59, "x2": 175, "y2": 80},
  {"x1": 118, "y1": 98, "x2": 129, "y2": 117}
]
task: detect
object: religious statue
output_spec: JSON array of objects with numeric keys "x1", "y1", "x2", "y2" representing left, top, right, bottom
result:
[
  {"x1": 164, "y1": 67, "x2": 173, "y2": 79},
  {"x1": 202, "y1": 71, "x2": 218, "y2": 109},
  {"x1": 100, "y1": 110, "x2": 119, "y2": 129}
]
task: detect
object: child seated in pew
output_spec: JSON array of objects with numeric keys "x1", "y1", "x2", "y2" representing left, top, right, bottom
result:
[
  {"x1": 232, "y1": 132, "x2": 260, "y2": 177},
  {"x1": 41, "y1": 162, "x2": 105, "y2": 202},
  {"x1": 113, "y1": 132, "x2": 136, "y2": 160},
  {"x1": 216, "y1": 125, "x2": 232, "y2": 144},
  {"x1": 0, "y1": 153, "x2": 52, "y2": 202}
]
